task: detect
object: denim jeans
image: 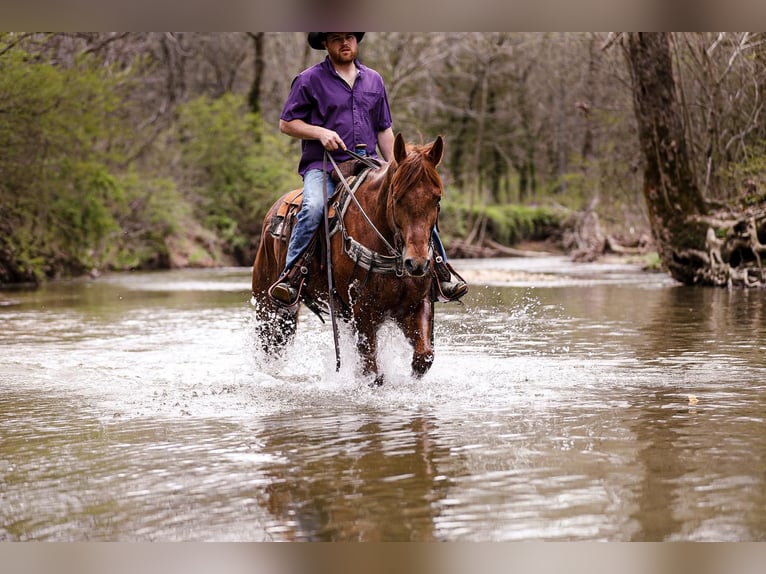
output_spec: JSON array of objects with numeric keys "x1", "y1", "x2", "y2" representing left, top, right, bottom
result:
[{"x1": 283, "y1": 169, "x2": 336, "y2": 273}]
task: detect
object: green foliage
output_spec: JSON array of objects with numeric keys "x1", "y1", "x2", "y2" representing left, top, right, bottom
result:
[
  {"x1": 484, "y1": 204, "x2": 562, "y2": 244},
  {"x1": 723, "y1": 141, "x2": 766, "y2": 207},
  {"x1": 176, "y1": 94, "x2": 298, "y2": 261},
  {"x1": 0, "y1": 46, "x2": 134, "y2": 281},
  {"x1": 0, "y1": 41, "x2": 301, "y2": 284},
  {"x1": 642, "y1": 252, "x2": 662, "y2": 271},
  {"x1": 440, "y1": 193, "x2": 563, "y2": 245},
  {"x1": 109, "y1": 172, "x2": 187, "y2": 270},
  {"x1": 0, "y1": 42, "x2": 195, "y2": 283}
]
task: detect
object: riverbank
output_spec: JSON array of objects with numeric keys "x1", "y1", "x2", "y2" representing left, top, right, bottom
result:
[{"x1": 453, "y1": 251, "x2": 668, "y2": 289}]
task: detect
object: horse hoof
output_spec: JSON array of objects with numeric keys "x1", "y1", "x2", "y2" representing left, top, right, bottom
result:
[
  {"x1": 412, "y1": 354, "x2": 434, "y2": 377},
  {"x1": 369, "y1": 375, "x2": 385, "y2": 387}
]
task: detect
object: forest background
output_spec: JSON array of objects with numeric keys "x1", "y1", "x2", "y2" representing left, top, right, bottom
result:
[{"x1": 2, "y1": 32, "x2": 765, "y2": 286}]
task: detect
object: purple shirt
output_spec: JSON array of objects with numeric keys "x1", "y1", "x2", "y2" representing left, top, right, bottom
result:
[{"x1": 280, "y1": 56, "x2": 393, "y2": 176}]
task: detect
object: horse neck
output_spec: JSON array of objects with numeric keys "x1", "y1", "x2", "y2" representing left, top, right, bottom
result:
[{"x1": 360, "y1": 164, "x2": 398, "y2": 244}]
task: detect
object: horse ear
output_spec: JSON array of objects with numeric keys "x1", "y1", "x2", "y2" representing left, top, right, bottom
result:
[
  {"x1": 393, "y1": 132, "x2": 407, "y2": 163},
  {"x1": 428, "y1": 135, "x2": 444, "y2": 166}
]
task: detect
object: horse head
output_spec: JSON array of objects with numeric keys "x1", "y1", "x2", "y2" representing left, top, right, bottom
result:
[{"x1": 387, "y1": 133, "x2": 445, "y2": 277}]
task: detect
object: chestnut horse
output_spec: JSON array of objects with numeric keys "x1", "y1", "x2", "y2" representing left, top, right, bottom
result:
[{"x1": 251, "y1": 133, "x2": 445, "y2": 385}]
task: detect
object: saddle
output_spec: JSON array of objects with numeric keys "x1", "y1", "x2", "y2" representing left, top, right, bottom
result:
[
  {"x1": 268, "y1": 161, "x2": 371, "y2": 242},
  {"x1": 268, "y1": 189, "x2": 337, "y2": 241}
]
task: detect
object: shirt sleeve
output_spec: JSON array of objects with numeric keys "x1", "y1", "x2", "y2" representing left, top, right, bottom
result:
[
  {"x1": 280, "y1": 74, "x2": 313, "y2": 122},
  {"x1": 374, "y1": 75, "x2": 393, "y2": 131}
]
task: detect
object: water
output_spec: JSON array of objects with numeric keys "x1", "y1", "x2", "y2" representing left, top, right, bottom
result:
[{"x1": 1, "y1": 258, "x2": 765, "y2": 541}]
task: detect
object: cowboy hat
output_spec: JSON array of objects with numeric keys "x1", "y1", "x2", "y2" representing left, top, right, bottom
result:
[{"x1": 307, "y1": 33, "x2": 365, "y2": 50}]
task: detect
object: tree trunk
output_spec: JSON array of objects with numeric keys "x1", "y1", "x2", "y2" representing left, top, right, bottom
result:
[
  {"x1": 627, "y1": 32, "x2": 766, "y2": 287},
  {"x1": 247, "y1": 32, "x2": 264, "y2": 115}
]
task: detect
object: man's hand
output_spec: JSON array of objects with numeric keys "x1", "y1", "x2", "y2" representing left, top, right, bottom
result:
[
  {"x1": 319, "y1": 128, "x2": 347, "y2": 152},
  {"x1": 280, "y1": 119, "x2": 347, "y2": 151}
]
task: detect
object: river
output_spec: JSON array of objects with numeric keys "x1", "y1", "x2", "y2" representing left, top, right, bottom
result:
[{"x1": 1, "y1": 256, "x2": 765, "y2": 541}]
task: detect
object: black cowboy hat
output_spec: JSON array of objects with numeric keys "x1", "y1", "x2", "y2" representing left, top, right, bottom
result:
[{"x1": 308, "y1": 32, "x2": 365, "y2": 50}]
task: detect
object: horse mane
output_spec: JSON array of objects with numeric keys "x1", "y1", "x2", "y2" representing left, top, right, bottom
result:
[{"x1": 389, "y1": 143, "x2": 443, "y2": 201}]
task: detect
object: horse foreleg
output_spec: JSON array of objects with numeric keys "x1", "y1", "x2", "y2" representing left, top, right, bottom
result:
[
  {"x1": 352, "y1": 314, "x2": 383, "y2": 385},
  {"x1": 266, "y1": 308, "x2": 298, "y2": 352},
  {"x1": 399, "y1": 297, "x2": 435, "y2": 378},
  {"x1": 253, "y1": 297, "x2": 298, "y2": 355}
]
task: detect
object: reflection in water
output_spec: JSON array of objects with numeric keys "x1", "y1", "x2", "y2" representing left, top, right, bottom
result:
[
  {"x1": 629, "y1": 389, "x2": 689, "y2": 541},
  {"x1": 0, "y1": 391, "x2": 275, "y2": 541},
  {"x1": 258, "y1": 413, "x2": 449, "y2": 541},
  {"x1": 2, "y1": 263, "x2": 766, "y2": 541},
  {"x1": 629, "y1": 286, "x2": 766, "y2": 541}
]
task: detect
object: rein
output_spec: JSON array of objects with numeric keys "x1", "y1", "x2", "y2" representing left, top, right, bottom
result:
[{"x1": 322, "y1": 152, "x2": 341, "y2": 371}]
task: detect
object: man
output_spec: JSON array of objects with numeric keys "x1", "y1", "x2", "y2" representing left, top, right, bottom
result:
[{"x1": 271, "y1": 32, "x2": 467, "y2": 305}]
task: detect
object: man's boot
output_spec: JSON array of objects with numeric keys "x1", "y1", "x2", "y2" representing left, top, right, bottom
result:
[
  {"x1": 270, "y1": 264, "x2": 307, "y2": 306},
  {"x1": 433, "y1": 257, "x2": 468, "y2": 302}
]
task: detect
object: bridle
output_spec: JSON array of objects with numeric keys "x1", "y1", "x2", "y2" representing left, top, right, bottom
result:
[{"x1": 325, "y1": 150, "x2": 413, "y2": 277}]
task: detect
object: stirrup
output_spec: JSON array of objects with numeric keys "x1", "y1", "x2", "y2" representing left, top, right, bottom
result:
[
  {"x1": 432, "y1": 257, "x2": 468, "y2": 303},
  {"x1": 268, "y1": 266, "x2": 307, "y2": 308},
  {"x1": 439, "y1": 279, "x2": 468, "y2": 301}
]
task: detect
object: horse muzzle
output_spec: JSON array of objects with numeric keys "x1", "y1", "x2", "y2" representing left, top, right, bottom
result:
[{"x1": 402, "y1": 255, "x2": 431, "y2": 277}]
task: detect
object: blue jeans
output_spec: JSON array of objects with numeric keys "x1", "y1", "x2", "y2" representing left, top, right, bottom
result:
[{"x1": 283, "y1": 169, "x2": 336, "y2": 273}]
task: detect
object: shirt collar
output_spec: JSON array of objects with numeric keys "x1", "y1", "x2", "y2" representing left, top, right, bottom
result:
[{"x1": 323, "y1": 55, "x2": 364, "y2": 77}]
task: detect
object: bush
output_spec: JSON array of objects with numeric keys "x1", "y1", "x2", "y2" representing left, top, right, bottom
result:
[
  {"x1": 0, "y1": 44, "x2": 302, "y2": 284},
  {"x1": 176, "y1": 94, "x2": 299, "y2": 264},
  {"x1": 0, "y1": 47, "x2": 137, "y2": 281}
]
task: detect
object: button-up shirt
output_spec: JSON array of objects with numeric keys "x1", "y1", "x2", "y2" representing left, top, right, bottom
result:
[{"x1": 280, "y1": 56, "x2": 393, "y2": 176}]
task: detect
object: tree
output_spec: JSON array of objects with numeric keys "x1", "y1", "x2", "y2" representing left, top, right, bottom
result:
[
  {"x1": 626, "y1": 32, "x2": 766, "y2": 287},
  {"x1": 176, "y1": 93, "x2": 298, "y2": 265},
  {"x1": 22, "y1": 32, "x2": 766, "y2": 285},
  {"x1": 673, "y1": 33, "x2": 766, "y2": 202},
  {"x1": 246, "y1": 32, "x2": 265, "y2": 114},
  {"x1": 0, "y1": 35, "x2": 192, "y2": 282}
]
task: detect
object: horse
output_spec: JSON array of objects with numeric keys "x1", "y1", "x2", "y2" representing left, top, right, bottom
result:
[{"x1": 251, "y1": 133, "x2": 445, "y2": 385}]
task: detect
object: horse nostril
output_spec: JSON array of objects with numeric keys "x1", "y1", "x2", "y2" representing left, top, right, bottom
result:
[{"x1": 403, "y1": 257, "x2": 428, "y2": 277}]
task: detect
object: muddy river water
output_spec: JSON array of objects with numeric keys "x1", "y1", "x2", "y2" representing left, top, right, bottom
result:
[{"x1": 1, "y1": 257, "x2": 765, "y2": 541}]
